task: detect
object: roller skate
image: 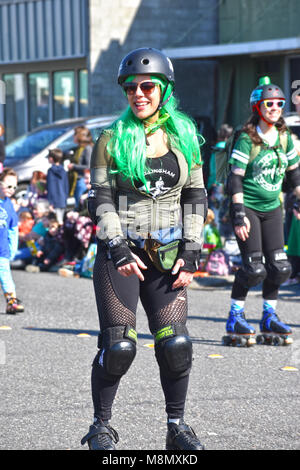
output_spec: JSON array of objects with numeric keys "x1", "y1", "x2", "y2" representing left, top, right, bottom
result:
[
  {"x1": 256, "y1": 306, "x2": 292, "y2": 346},
  {"x1": 81, "y1": 419, "x2": 119, "y2": 450},
  {"x1": 5, "y1": 293, "x2": 24, "y2": 314},
  {"x1": 222, "y1": 306, "x2": 256, "y2": 347},
  {"x1": 166, "y1": 420, "x2": 205, "y2": 450}
]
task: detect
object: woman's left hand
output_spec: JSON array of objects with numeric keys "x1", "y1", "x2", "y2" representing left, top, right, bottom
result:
[{"x1": 171, "y1": 258, "x2": 194, "y2": 289}]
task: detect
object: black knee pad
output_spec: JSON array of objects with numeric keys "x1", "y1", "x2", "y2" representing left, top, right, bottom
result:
[
  {"x1": 154, "y1": 324, "x2": 193, "y2": 379},
  {"x1": 265, "y1": 249, "x2": 292, "y2": 285},
  {"x1": 236, "y1": 252, "x2": 267, "y2": 288},
  {"x1": 94, "y1": 325, "x2": 137, "y2": 378}
]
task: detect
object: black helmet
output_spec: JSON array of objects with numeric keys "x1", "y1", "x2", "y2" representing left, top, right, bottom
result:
[
  {"x1": 118, "y1": 47, "x2": 175, "y2": 85},
  {"x1": 250, "y1": 76, "x2": 285, "y2": 110}
]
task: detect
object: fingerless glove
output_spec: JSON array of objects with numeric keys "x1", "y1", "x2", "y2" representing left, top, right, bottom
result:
[
  {"x1": 176, "y1": 240, "x2": 201, "y2": 273},
  {"x1": 107, "y1": 236, "x2": 135, "y2": 269},
  {"x1": 231, "y1": 202, "x2": 246, "y2": 227}
]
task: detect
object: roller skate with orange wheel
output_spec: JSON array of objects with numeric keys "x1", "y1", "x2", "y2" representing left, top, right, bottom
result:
[
  {"x1": 222, "y1": 306, "x2": 256, "y2": 347},
  {"x1": 256, "y1": 307, "x2": 292, "y2": 346}
]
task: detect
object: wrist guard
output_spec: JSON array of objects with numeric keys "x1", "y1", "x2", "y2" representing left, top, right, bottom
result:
[
  {"x1": 177, "y1": 241, "x2": 201, "y2": 273},
  {"x1": 231, "y1": 203, "x2": 246, "y2": 227},
  {"x1": 107, "y1": 236, "x2": 135, "y2": 269}
]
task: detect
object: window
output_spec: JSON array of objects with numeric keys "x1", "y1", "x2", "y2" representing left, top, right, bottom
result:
[
  {"x1": 53, "y1": 71, "x2": 75, "y2": 121},
  {"x1": 28, "y1": 72, "x2": 50, "y2": 130},
  {"x1": 3, "y1": 73, "x2": 26, "y2": 143},
  {"x1": 79, "y1": 69, "x2": 88, "y2": 117}
]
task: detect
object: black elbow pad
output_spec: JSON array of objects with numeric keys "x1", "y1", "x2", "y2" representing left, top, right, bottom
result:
[
  {"x1": 226, "y1": 171, "x2": 244, "y2": 196},
  {"x1": 180, "y1": 187, "x2": 208, "y2": 221},
  {"x1": 87, "y1": 186, "x2": 117, "y2": 225}
]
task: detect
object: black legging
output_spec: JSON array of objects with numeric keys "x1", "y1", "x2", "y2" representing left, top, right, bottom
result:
[
  {"x1": 91, "y1": 242, "x2": 190, "y2": 422},
  {"x1": 232, "y1": 205, "x2": 285, "y2": 300}
]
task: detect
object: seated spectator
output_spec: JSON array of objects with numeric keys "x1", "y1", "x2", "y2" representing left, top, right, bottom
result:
[
  {"x1": 25, "y1": 217, "x2": 65, "y2": 273},
  {"x1": 12, "y1": 199, "x2": 50, "y2": 266},
  {"x1": 18, "y1": 211, "x2": 34, "y2": 241},
  {"x1": 63, "y1": 210, "x2": 93, "y2": 261}
]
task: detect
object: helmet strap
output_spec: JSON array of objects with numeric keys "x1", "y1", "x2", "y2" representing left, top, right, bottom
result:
[{"x1": 254, "y1": 103, "x2": 275, "y2": 127}]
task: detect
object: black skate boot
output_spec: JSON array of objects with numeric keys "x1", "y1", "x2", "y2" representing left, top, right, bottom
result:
[
  {"x1": 257, "y1": 307, "x2": 293, "y2": 346},
  {"x1": 166, "y1": 421, "x2": 205, "y2": 450},
  {"x1": 81, "y1": 419, "x2": 119, "y2": 450}
]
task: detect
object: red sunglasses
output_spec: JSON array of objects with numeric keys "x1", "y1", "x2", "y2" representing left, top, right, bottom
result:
[{"x1": 122, "y1": 81, "x2": 156, "y2": 96}]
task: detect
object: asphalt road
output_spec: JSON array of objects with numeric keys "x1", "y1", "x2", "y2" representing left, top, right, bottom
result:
[{"x1": 0, "y1": 270, "x2": 299, "y2": 451}]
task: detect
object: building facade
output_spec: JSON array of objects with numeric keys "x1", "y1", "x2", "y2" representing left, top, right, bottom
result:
[
  {"x1": 0, "y1": 0, "x2": 218, "y2": 143},
  {"x1": 165, "y1": 0, "x2": 300, "y2": 128}
]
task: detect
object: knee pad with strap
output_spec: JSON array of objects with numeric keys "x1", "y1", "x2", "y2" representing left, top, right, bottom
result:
[
  {"x1": 95, "y1": 325, "x2": 137, "y2": 378},
  {"x1": 154, "y1": 323, "x2": 193, "y2": 379},
  {"x1": 265, "y1": 249, "x2": 291, "y2": 285},
  {"x1": 236, "y1": 252, "x2": 267, "y2": 288}
]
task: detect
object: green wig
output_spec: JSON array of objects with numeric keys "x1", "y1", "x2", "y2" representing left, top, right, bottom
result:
[{"x1": 106, "y1": 76, "x2": 204, "y2": 188}]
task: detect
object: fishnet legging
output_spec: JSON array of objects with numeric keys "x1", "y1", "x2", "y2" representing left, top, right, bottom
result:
[
  {"x1": 93, "y1": 247, "x2": 188, "y2": 333},
  {"x1": 146, "y1": 288, "x2": 188, "y2": 334},
  {"x1": 93, "y1": 248, "x2": 136, "y2": 330}
]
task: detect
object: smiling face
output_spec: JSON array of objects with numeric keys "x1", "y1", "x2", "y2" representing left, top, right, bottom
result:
[
  {"x1": 259, "y1": 99, "x2": 284, "y2": 125},
  {"x1": 0, "y1": 175, "x2": 17, "y2": 199},
  {"x1": 125, "y1": 75, "x2": 161, "y2": 122}
]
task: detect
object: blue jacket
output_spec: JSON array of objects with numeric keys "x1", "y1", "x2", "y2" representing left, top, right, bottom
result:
[
  {"x1": 0, "y1": 197, "x2": 18, "y2": 259},
  {"x1": 47, "y1": 164, "x2": 69, "y2": 208}
]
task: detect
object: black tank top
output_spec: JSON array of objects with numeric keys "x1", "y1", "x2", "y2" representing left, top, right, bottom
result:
[{"x1": 136, "y1": 150, "x2": 179, "y2": 198}]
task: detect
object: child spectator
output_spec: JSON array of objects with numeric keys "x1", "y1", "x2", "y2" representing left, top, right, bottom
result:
[
  {"x1": 63, "y1": 210, "x2": 93, "y2": 261},
  {"x1": 24, "y1": 171, "x2": 47, "y2": 209},
  {"x1": 47, "y1": 149, "x2": 69, "y2": 224},
  {"x1": 203, "y1": 208, "x2": 222, "y2": 252},
  {"x1": 25, "y1": 216, "x2": 65, "y2": 273},
  {"x1": 0, "y1": 168, "x2": 24, "y2": 313},
  {"x1": 18, "y1": 211, "x2": 34, "y2": 240},
  {"x1": 12, "y1": 199, "x2": 50, "y2": 266}
]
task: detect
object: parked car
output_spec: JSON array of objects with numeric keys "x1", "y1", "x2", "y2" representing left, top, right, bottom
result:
[{"x1": 4, "y1": 114, "x2": 117, "y2": 200}]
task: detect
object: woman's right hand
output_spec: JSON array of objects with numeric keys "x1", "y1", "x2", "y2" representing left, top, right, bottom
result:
[
  {"x1": 234, "y1": 216, "x2": 251, "y2": 241},
  {"x1": 117, "y1": 253, "x2": 147, "y2": 281}
]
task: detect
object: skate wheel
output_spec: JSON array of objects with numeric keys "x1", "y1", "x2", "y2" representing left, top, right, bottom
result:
[
  {"x1": 236, "y1": 337, "x2": 247, "y2": 347},
  {"x1": 273, "y1": 336, "x2": 284, "y2": 346},
  {"x1": 284, "y1": 336, "x2": 293, "y2": 346},
  {"x1": 264, "y1": 336, "x2": 273, "y2": 345},
  {"x1": 222, "y1": 336, "x2": 232, "y2": 346},
  {"x1": 246, "y1": 337, "x2": 256, "y2": 347},
  {"x1": 256, "y1": 335, "x2": 265, "y2": 345}
]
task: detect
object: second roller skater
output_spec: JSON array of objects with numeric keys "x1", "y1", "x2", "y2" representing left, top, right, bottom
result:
[{"x1": 222, "y1": 76, "x2": 300, "y2": 347}]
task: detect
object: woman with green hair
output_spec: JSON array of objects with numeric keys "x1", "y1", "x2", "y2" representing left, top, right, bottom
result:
[{"x1": 81, "y1": 48, "x2": 207, "y2": 451}]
